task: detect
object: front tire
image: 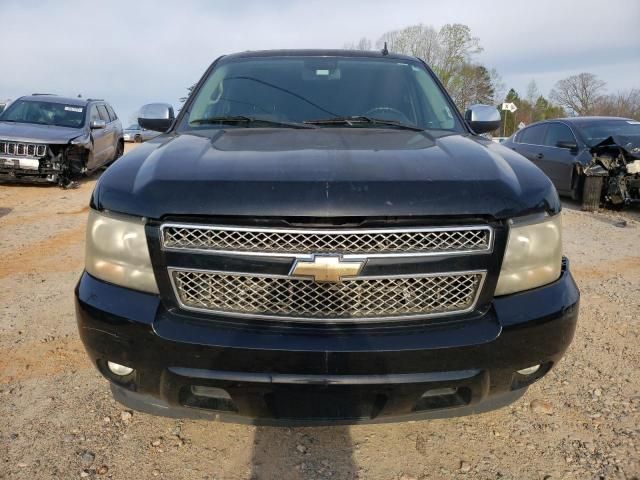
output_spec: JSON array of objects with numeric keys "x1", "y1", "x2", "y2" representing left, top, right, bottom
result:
[
  {"x1": 581, "y1": 175, "x2": 603, "y2": 211},
  {"x1": 134, "y1": 135, "x2": 142, "y2": 143}
]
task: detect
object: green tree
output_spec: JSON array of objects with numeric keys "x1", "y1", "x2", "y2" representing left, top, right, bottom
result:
[
  {"x1": 533, "y1": 96, "x2": 565, "y2": 121},
  {"x1": 435, "y1": 24, "x2": 483, "y2": 88},
  {"x1": 179, "y1": 83, "x2": 196, "y2": 105},
  {"x1": 448, "y1": 63, "x2": 495, "y2": 111},
  {"x1": 375, "y1": 23, "x2": 489, "y2": 107},
  {"x1": 500, "y1": 88, "x2": 520, "y2": 136}
]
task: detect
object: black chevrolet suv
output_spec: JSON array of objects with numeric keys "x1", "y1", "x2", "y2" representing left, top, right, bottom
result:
[
  {"x1": 75, "y1": 50, "x2": 579, "y2": 425},
  {"x1": 0, "y1": 95, "x2": 124, "y2": 186}
]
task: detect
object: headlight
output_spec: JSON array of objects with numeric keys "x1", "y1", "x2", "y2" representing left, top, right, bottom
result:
[
  {"x1": 85, "y1": 209, "x2": 159, "y2": 294},
  {"x1": 495, "y1": 214, "x2": 562, "y2": 296}
]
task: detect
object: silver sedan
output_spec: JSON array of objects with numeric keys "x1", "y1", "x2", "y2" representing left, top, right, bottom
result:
[{"x1": 123, "y1": 124, "x2": 159, "y2": 143}]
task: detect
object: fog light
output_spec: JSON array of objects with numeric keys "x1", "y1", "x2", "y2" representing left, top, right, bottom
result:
[
  {"x1": 107, "y1": 361, "x2": 134, "y2": 376},
  {"x1": 421, "y1": 387, "x2": 457, "y2": 398},
  {"x1": 517, "y1": 364, "x2": 541, "y2": 375},
  {"x1": 191, "y1": 386, "x2": 232, "y2": 400}
]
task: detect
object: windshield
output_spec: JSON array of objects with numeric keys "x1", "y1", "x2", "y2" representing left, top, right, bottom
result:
[
  {"x1": 577, "y1": 120, "x2": 640, "y2": 146},
  {"x1": 0, "y1": 99, "x2": 86, "y2": 128},
  {"x1": 179, "y1": 56, "x2": 462, "y2": 132},
  {"x1": 127, "y1": 124, "x2": 140, "y2": 130}
]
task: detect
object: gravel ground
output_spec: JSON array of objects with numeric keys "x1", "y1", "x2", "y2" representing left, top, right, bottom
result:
[{"x1": 1, "y1": 144, "x2": 639, "y2": 479}]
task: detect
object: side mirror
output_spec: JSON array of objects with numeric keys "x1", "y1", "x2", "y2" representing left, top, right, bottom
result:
[
  {"x1": 138, "y1": 103, "x2": 175, "y2": 132},
  {"x1": 465, "y1": 104, "x2": 501, "y2": 134},
  {"x1": 90, "y1": 119, "x2": 106, "y2": 129},
  {"x1": 556, "y1": 140, "x2": 578, "y2": 150}
]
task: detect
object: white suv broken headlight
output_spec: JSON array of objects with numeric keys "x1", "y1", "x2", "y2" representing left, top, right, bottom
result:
[
  {"x1": 85, "y1": 209, "x2": 159, "y2": 294},
  {"x1": 495, "y1": 213, "x2": 562, "y2": 296}
]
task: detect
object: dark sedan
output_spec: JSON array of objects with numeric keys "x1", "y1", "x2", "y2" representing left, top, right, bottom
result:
[{"x1": 503, "y1": 117, "x2": 640, "y2": 209}]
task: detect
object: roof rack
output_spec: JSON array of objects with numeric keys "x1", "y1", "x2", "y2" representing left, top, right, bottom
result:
[
  {"x1": 86, "y1": 98, "x2": 104, "y2": 102},
  {"x1": 32, "y1": 93, "x2": 57, "y2": 96}
]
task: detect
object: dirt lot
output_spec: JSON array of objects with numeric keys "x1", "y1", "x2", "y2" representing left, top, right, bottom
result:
[{"x1": 1, "y1": 143, "x2": 639, "y2": 480}]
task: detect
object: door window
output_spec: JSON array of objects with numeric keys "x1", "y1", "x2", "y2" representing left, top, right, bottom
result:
[
  {"x1": 89, "y1": 105, "x2": 101, "y2": 123},
  {"x1": 543, "y1": 123, "x2": 575, "y2": 147},
  {"x1": 518, "y1": 124, "x2": 546, "y2": 145},
  {"x1": 97, "y1": 105, "x2": 110, "y2": 122}
]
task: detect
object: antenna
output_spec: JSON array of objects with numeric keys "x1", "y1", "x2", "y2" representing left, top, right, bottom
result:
[{"x1": 381, "y1": 42, "x2": 389, "y2": 56}]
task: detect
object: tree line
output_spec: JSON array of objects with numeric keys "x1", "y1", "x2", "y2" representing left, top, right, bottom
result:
[{"x1": 345, "y1": 24, "x2": 639, "y2": 136}]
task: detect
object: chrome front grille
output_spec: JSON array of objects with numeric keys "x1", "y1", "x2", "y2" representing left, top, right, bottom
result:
[
  {"x1": 0, "y1": 141, "x2": 47, "y2": 157},
  {"x1": 170, "y1": 269, "x2": 485, "y2": 322},
  {"x1": 161, "y1": 224, "x2": 492, "y2": 257}
]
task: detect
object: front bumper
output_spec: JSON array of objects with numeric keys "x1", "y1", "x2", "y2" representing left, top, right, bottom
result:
[
  {"x1": 75, "y1": 261, "x2": 579, "y2": 425},
  {"x1": 0, "y1": 158, "x2": 58, "y2": 183}
]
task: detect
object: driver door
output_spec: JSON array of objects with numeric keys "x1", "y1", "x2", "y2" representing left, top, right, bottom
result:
[{"x1": 87, "y1": 105, "x2": 108, "y2": 169}]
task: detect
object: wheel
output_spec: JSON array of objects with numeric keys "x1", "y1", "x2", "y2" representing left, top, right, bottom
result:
[
  {"x1": 581, "y1": 175, "x2": 604, "y2": 211},
  {"x1": 569, "y1": 168, "x2": 582, "y2": 201},
  {"x1": 134, "y1": 135, "x2": 142, "y2": 143}
]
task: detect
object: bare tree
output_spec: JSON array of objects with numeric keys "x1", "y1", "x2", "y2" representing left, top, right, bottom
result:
[
  {"x1": 550, "y1": 73, "x2": 606, "y2": 116},
  {"x1": 525, "y1": 80, "x2": 539, "y2": 104},
  {"x1": 343, "y1": 37, "x2": 372, "y2": 51},
  {"x1": 489, "y1": 68, "x2": 506, "y2": 103},
  {"x1": 434, "y1": 24, "x2": 482, "y2": 88},
  {"x1": 525, "y1": 80, "x2": 540, "y2": 122},
  {"x1": 377, "y1": 24, "x2": 440, "y2": 65},
  {"x1": 376, "y1": 23, "x2": 482, "y2": 91},
  {"x1": 593, "y1": 89, "x2": 640, "y2": 119}
]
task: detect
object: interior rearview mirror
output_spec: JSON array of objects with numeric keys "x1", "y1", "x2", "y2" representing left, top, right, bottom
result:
[
  {"x1": 90, "y1": 119, "x2": 106, "y2": 129},
  {"x1": 138, "y1": 103, "x2": 175, "y2": 132},
  {"x1": 464, "y1": 104, "x2": 501, "y2": 134}
]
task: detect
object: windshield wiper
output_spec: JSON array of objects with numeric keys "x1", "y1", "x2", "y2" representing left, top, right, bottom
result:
[
  {"x1": 304, "y1": 116, "x2": 424, "y2": 132},
  {"x1": 189, "y1": 115, "x2": 315, "y2": 129}
]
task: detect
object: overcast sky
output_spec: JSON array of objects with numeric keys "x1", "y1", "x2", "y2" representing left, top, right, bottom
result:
[{"x1": 2, "y1": 0, "x2": 639, "y2": 123}]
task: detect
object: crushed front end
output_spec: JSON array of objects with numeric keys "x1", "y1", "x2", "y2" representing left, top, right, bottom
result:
[
  {"x1": 0, "y1": 139, "x2": 88, "y2": 186},
  {"x1": 586, "y1": 136, "x2": 640, "y2": 207}
]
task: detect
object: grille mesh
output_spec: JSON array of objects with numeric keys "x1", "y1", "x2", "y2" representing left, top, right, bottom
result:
[
  {"x1": 162, "y1": 225, "x2": 491, "y2": 255},
  {"x1": 172, "y1": 270, "x2": 483, "y2": 321}
]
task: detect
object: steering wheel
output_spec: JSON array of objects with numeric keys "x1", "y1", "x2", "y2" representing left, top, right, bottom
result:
[{"x1": 363, "y1": 106, "x2": 409, "y2": 122}]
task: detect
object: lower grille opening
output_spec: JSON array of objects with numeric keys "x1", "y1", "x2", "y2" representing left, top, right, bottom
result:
[{"x1": 265, "y1": 386, "x2": 388, "y2": 420}]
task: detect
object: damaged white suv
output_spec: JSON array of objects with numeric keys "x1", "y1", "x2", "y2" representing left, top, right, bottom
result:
[{"x1": 0, "y1": 94, "x2": 124, "y2": 187}]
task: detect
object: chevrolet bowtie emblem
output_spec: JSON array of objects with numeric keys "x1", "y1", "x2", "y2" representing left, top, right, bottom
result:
[{"x1": 290, "y1": 256, "x2": 364, "y2": 283}]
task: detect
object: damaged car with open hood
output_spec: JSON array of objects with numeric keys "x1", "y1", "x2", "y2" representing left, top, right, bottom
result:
[
  {"x1": 0, "y1": 95, "x2": 124, "y2": 187},
  {"x1": 583, "y1": 124, "x2": 640, "y2": 210},
  {"x1": 503, "y1": 117, "x2": 640, "y2": 210}
]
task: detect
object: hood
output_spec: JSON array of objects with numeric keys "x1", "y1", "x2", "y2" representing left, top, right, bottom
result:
[
  {"x1": 591, "y1": 135, "x2": 640, "y2": 159},
  {"x1": 0, "y1": 121, "x2": 84, "y2": 144},
  {"x1": 94, "y1": 128, "x2": 559, "y2": 220}
]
